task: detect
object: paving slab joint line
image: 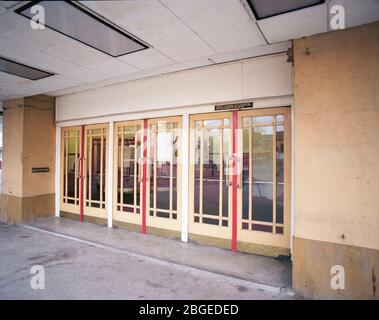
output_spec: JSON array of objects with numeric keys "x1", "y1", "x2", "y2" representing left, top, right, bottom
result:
[{"x1": 22, "y1": 224, "x2": 295, "y2": 296}]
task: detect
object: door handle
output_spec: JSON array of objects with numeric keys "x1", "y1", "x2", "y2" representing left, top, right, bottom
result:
[
  {"x1": 75, "y1": 156, "x2": 79, "y2": 178},
  {"x1": 237, "y1": 157, "x2": 243, "y2": 189}
]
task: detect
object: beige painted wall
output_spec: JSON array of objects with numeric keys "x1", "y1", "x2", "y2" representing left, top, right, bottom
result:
[
  {"x1": 22, "y1": 95, "x2": 56, "y2": 197},
  {"x1": 1, "y1": 95, "x2": 55, "y2": 223},
  {"x1": 294, "y1": 22, "x2": 379, "y2": 251},
  {"x1": 3, "y1": 98, "x2": 24, "y2": 197}
]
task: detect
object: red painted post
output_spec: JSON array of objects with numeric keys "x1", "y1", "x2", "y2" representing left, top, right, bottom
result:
[
  {"x1": 79, "y1": 125, "x2": 85, "y2": 223},
  {"x1": 141, "y1": 119, "x2": 148, "y2": 234},
  {"x1": 232, "y1": 111, "x2": 238, "y2": 252}
]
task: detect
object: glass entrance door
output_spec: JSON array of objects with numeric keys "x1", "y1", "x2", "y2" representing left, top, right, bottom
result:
[
  {"x1": 113, "y1": 120, "x2": 143, "y2": 228},
  {"x1": 61, "y1": 124, "x2": 108, "y2": 219},
  {"x1": 189, "y1": 112, "x2": 233, "y2": 240},
  {"x1": 61, "y1": 127, "x2": 81, "y2": 214},
  {"x1": 237, "y1": 108, "x2": 291, "y2": 251},
  {"x1": 146, "y1": 116, "x2": 181, "y2": 232},
  {"x1": 84, "y1": 124, "x2": 108, "y2": 218},
  {"x1": 189, "y1": 108, "x2": 291, "y2": 254}
]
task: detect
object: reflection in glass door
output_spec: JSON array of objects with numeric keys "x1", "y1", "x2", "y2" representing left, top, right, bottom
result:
[
  {"x1": 61, "y1": 124, "x2": 108, "y2": 219},
  {"x1": 113, "y1": 121, "x2": 143, "y2": 227},
  {"x1": 189, "y1": 108, "x2": 290, "y2": 253},
  {"x1": 238, "y1": 108, "x2": 291, "y2": 250},
  {"x1": 189, "y1": 113, "x2": 232, "y2": 240},
  {"x1": 61, "y1": 127, "x2": 81, "y2": 214},
  {"x1": 84, "y1": 125, "x2": 108, "y2": 217},
  {"x1": 147, "y1": 117, "x2": 181, "y2": 232}
]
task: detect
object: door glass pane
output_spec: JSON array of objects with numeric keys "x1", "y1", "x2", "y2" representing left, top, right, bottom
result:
[
  {"x1": 67, "y1": 136, "x2": 77, "y2": 199},
  {"x1": 149, "y1": 130, "x2": 155, "y2": 214},
  {"x1": 252, "y1": 116, "x2": 274, "y2": 125},
  {"x1": 252, "y1": 126, "x2": 273, "y2": 222},
  {"x1": 85, "y1": 127, "x2": 107, "y2": 209},
  {"x1": 156, "y1": 130, "x2": 170, "y2": 211},
  {"x1": 194, "y1": 128, "x2": 201, "y2": 214},
  {"x1": 222, "y1": 128, "x2": 229, "y2": 217},
  {"x1": 136, "y1": 127, "x2": 142, "y2": 211},
  {"x1": 149, "y1": 120, "x2": 179, "y2": 219},
  {"x1": 276, "y1": 125, "x2": 284, "y2": 224},
  {"x1": 172, "y1": 129, "x2": 178, "y2": 211},
  {"x1": 101, "y1": 136, "x2": 106, "y2": 209},
  {"x1": 117, "y1": 136, "x2": 122, "y2": 205},
  {"x1": 117, "y1": 125, "x2": 141, "y2": 213},
  {"x1": 202, "y1": 128, "x2": 220, "y2": 216},
  {"x1": 90, "y1": 136, "x2": 101, "y2": 207},
  {"x1": 123, "y1": 131, "x2": 135, "y2": 206},
  {"x1": 242, "y1": 127, "x2": 250, "y2": 220},
  {"x1": 204, "y1": 119, "x2": 221, "y2": 127}
]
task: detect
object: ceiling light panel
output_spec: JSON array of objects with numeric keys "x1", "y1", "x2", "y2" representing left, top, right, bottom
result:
[
  {"x1": 247, "y1": 0, "x2": 325, "y2": 20},
  {"x1": 0, "y1": 56, "x2": 54, "y2": 80},
  {"x1": 16, "y1": 1, "x2": 148, "y2": 57}
]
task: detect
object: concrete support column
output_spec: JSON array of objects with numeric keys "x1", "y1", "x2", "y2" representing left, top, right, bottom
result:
[{"x1": 0, "y1": 95, "x2": 55, "y2": 224}]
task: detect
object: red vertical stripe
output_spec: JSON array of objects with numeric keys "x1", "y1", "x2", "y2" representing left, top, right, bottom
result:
[
  {"x1": 232, "y1": 111, "x2": 238, "y2": 252},
  {"x1": 141, "y1": 119, "x2": 148, "y2": 234},
  {"x1": 79, "y1": 125, "x2": 85, "y2": 222}
]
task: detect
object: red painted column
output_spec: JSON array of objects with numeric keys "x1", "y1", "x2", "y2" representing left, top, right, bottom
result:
[
  {"x1": 232, "y1": 111, "x2": 238, "y2": 252},
  {"x1": 79, "y1": 125, "x2": 85, "y2": 223},
  {"x1": 141, "y1": 119, "x2": 148, "y2": 234}
]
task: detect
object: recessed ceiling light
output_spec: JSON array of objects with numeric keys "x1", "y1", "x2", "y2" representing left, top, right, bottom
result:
[
  {"x1": 16, "y1": 0, "x2": 148, "y2": 57},
  {"x1": 0, "y1": 56, "x2": 54, "y2": 80},
  {"x1": 247, "y1": 0, "x2": 325, "y2": 20}
]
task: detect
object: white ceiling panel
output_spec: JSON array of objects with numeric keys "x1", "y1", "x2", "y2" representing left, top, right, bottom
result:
[
  {"x1": 258, "y1": 3, "x2": 328, "y2": 43},
  {"x1": 0, "y1": 34, "x2": 42, "y2": 64},
  {"x1": 1, "y1": 74, "x2": 84, "y2": 97},
  {"x1": 0, "y1": 5, "x2": 7, "y2": 15},
  {"x1": 115, "y1": 3, "x2": 194, "y2": 45},
  {"x1": 0, "y1": 35, "x2": 109, "y2": 83},
  {"x1": 150, "y1": 56, "x2": 213, "y2": 75},
  {"x1": 0, "y1": 0, "x2": 377, "y2": 102},
  {"x1": 118, "y1": 48, "x2": 175, "y2": 70},
  {"x1": 0, "y1": 1, "x2": 20, "y2": 9},
  {"x1": 0, "y1": 12, "x2": 71, "y2": 50},
  {"x1": 153, "y1": 34, "x2": 216, "y2": 61},
  {"x1": 44, "y1": 41, "x2": 117, "y2": 66},
  {"x1": 330, "y1": 0, "x2": 379, "y2": 29},
  {"x1": 163, "y1": 0, "x2": 252, "y2": 32},
  {"x1": 0, "y1": 71, "x2": 30, "y2": 89},
  {"x1": 89, "y1": 59, "x2": 139, "y2": 77},
  {"x1": 44, "y1": 41, "x2": 140, "y2": 77},
  {"x1": 200, "y1": 20, "x2": 265, "y2": 53},
  {"x1": 210, "y1": 41, "x2": 292, "y2": 64},
  {"x1": 80, "y1": 0, "x2": 161, "y2": 23}
]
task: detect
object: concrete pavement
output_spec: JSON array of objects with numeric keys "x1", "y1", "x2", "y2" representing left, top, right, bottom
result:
[{"x1": 0, "y1": 218, "x2": 295, "y2": 299}]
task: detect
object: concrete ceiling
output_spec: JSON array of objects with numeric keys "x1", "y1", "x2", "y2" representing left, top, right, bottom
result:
[{"x1": 0, "y1": 0, "x2": 378, "y2": 102}]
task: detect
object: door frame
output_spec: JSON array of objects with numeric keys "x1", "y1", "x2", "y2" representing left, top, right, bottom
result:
[
  {"x1": 188, "y1": 112, "x2": 234, "y2": 241},
  {"x1": 112, "y1": 119, "x2": 144, "y2": 227},
  {"x1": 146, "y1": 116, "x2": 182, "y2": 232},
  {"x1": 60, "y1": 126, "x2": 82, "y2": 215},
  {"x1": 188, "y1": 107, "x2": 291, "y2": 253},
  {"x1": 83, "y1": 123, "x2": 109, "y2": 219},
  {"x1": 237, "y1": 107, "x2": 291, "y2": 250},
  {"x1": 60, "y1": 123, "x2": 108, "y2": 220}
]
